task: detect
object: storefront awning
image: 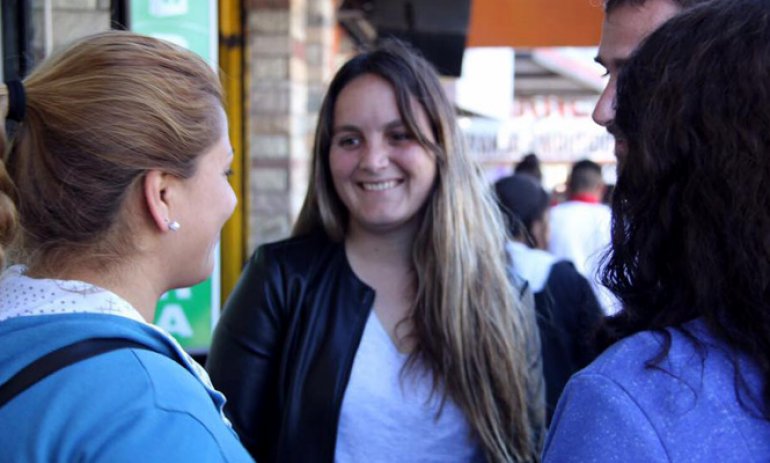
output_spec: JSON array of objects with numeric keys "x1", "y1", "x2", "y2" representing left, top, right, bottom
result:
[{"x1": 467, "y1": 0, "x2": 604, "y2": 48}]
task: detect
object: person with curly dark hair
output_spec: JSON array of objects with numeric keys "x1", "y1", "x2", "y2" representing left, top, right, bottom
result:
[
  {"x1": 544, "y1": 0, "x2": 770, "y2": 460},
  {"x1": 594, "y1": 0, "x2": 709, "y2": 160}
]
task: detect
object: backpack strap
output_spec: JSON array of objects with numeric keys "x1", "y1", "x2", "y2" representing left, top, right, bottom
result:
[{"x1": 0, "y1": 337, "x2": 158, "y2": 408}]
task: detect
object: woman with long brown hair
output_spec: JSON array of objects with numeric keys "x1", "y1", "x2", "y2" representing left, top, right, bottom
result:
[{"x1": 208, "y1": 40, "x2": 544, "y2": 463}]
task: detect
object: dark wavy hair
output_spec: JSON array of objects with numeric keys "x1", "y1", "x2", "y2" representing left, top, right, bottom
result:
[{"x1": 600, "y1": 0, "x2": 770, "y2": 417}]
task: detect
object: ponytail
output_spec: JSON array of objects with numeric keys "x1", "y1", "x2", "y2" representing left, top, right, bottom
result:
[{"x1": 0, "y1": 83, "x2": 21, "y2": 267}]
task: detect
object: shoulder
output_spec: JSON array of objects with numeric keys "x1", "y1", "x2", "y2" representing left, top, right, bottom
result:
[
  {"x1": 70, "y1": 348, "x2": 221, "y2": 424},
  {"x1": 95, "y1": 350, "x2": 252, "y2": 461},
  {"x1": 1, "y1": 346, "x2": 252, "y2": 462},
  {"x1": 543, "y1": 330, "x2": 671, "y2": 462},
  {"x1": 547, "y1": 260, "x2": 582, "y2": 281},
  {"x1": 585, "y1": 321, "x2": 724, "y2": 379},
  {"x1": 508, "y1": 242, "x2": 558, "y2": 294},
  {"x1": 254, "y1": 233, "x2": 337, "y2": 262},
  {"x1": 540, "y1": 260, "x2": 602, "y2": 322},
  {"x1": 579, "y1": 328, "x2": 667, "y2": 379},
  {"x1": 546, "y1": 261, "x2": 600, "y2": 297},
  {"x1": 249, "y1": 233, "x2": 344, "y2": 277},
  {"x1": 546, "y1": 321, "x2": 770, "y2": 461},
  {"x1": 551, "y1": 201, "x2": 610, "y2": 218}
]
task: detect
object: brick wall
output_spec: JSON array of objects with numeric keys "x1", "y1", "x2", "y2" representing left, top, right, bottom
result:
[{"x1": 246, "y1": 0, "x2": 335, "y2": 253}]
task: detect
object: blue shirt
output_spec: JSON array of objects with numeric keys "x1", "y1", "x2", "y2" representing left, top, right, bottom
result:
[
  {"x1": 0, "y1": 267, "x2": 253, "y2": 463},
  {"x1": 544, "y1": 319, "x2": 770, "y2": 462}
]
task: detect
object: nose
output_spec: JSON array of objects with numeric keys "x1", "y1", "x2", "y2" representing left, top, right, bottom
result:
[
  {"x1": 358, "y1": 141, "x2": 389, "y2": 172},
  {"x1": 592, "y1": 79, "x2": 615, "y2": 128}
]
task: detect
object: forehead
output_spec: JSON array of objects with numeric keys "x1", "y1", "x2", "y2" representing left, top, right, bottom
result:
[
  {"x1": 337, "y1": 74, "x2": 395, "y2": 104},
  {"x1": 334, "y1": 74, "x2": 424, "y2": 123},
  {"x1": 598, "y1": 0, "x2": 682, "y2": 66}
]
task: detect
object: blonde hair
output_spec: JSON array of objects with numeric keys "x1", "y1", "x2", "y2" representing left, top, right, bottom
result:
[
  {"x1": 294, "y1": 41, "x2": 542, "y2": 462},
  {"x1": 0, "y1": 31, "x2": 223, "y2": 273}
]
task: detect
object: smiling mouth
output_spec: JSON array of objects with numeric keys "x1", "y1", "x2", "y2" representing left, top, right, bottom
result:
[{"x1": 360, "y1": 180, "x2": 400, "y2": 191}]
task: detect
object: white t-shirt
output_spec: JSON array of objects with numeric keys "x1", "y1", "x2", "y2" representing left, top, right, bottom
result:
[
  {"x1": 334, "y1": 311, "x2": 484, "y2": 463},
  {"x1": 548, "y1": 200, "x2": 620, "y2": 314}
]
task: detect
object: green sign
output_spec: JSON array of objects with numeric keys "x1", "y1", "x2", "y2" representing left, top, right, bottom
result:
[
  {"x1": 131, "y1": 0, "x2": 219, "y2": 352},
  {"x1": 130, "y1": 0, "x2": 217, "y2": 65},
  {"x1": 156, "y1": 273, "x2": 220, "y2": 352}
]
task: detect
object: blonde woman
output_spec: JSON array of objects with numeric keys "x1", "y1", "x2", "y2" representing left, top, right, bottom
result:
[
  {"x1": 0, "y1": 32, "x2": 251, "y2": 462},
  {"x1": 208, "y1": 41, "x2": 544, "y2": 463}
]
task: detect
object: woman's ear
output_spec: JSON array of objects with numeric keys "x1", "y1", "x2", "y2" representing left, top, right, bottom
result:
[{"x1": 143, "y1": 170, "x2": 174, "y2": 232}]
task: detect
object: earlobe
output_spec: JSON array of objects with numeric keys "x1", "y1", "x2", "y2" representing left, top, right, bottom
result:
[{"x1": 143, "y1": 170, "x2": 172, "y2": 232}]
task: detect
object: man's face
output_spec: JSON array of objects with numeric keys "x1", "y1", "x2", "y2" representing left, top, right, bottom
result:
[{"x1": 594, "y1": 0, "x2": 681, "y2": 159}]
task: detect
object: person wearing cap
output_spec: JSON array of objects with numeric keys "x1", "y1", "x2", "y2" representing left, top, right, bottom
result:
[{"x1": 494, "y1": 174, "x2": 603, "y2": 424}]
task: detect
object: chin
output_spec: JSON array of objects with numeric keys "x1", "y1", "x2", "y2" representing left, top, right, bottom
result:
[{"x1": 173, "y1": 261, "x2": 215, "y2": 290}]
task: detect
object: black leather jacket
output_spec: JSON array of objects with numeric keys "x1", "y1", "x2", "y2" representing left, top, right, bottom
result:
[{"x1": 207, "y1": 234, "x2": 544, "y2": 463}]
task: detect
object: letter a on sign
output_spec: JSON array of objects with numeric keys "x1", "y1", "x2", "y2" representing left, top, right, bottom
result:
[{"x1": 156, "y1": 304, "x2": 194, "y2": 337}]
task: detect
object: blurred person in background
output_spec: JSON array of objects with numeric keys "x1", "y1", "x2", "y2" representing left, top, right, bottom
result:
[
  {"x1": 207, "y1": 40, "x2": 544, "y2": 463},
  {"x1": 548, "y1": 159, "x2": 617, "y2": 314},
  {"x1": 0, "y1": 32, "x2": 252, "y2": 462},
  {"x1": 514, "y1": 152, "x2": 543, "y2": 184},
  {"x1": 495, "y1": 174, "x2": 602, "y2": 423},
  {"x1": 545, "y1": 0, "x2": 770, "y2": 459}
]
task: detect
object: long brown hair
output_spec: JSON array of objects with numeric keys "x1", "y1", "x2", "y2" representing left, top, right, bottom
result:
[
  {"x1": 294, "y1": 40, "x2": 542, "y2": 462},
  {"x1": 0, "y1": 31, "x2": 223, "y2": 274}
]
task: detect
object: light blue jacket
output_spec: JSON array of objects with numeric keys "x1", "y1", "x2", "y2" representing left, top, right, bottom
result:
[
  {"x1": 0, "y1": 313, "x2": 254, "y2": 463},
  {"x1": 543, "y1": 319, "x2": 770, "y2": 462}
]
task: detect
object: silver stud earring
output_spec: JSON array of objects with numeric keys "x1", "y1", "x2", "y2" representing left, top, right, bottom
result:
[{"x1": 166, "y1": 219, "x2": 181, "y2": 232}]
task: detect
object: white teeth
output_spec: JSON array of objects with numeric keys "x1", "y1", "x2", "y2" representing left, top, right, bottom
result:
[{"x1": 361, "y1": 180, "x2": 398, "y2": 191}]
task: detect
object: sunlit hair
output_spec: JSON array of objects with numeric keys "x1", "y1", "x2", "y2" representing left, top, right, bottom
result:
[
  {"x1": 0, "y1": 31, "x2": 223, "y2": 274},
  {"x1": 602, "y1": 0, "x2": 770, "y2": 417},
  {"x1": 294, "y1": 40, "x2": 541, "y2": 462}
]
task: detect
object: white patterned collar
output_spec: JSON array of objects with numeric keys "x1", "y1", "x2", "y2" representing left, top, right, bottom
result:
[
  {"x1": 0, "y1": 265, "x2": 227, "y2": 425},
  {"x1": 0, "y1": 265, "x2": 146, "y2": 323}
]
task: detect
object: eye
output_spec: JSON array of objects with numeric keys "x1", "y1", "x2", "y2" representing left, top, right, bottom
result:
[
  {"x1": 225, "y1": 168, "x2": 234, "y2": 177},
  {"x1": 388, "y1": 131, "x2": 414, "y2": 144},
  {"x1": 335, "y1": 134, "x2": 361, "y2": 149}
]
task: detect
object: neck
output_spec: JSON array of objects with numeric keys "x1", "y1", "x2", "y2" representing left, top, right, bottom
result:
[
  {"x1": 569, "y1": 192, "x2": 601, "y2": 204},
  {"x1": 346, "y1": 225, "x2": 414, "y2": 266},
  {"x1": 344, "y1": 222, "x2": 416, "y2": 287},
  {"x1": 27, "y1": 261, "x2": 163, "y2": 322}
]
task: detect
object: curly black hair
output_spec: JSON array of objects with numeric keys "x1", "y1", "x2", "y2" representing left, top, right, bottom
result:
[{"x1": 601, "y1": 0, "x2": 770, "y2": 417}]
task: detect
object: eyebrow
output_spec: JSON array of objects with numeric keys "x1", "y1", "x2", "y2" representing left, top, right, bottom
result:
[
  {"x1": 594, "y1": 55, "x2": 628, "y2": 70},
  {"x1": 332, "y1": 120, "x2": 406, "y2": 135},
  {"x1": 332, "y1": 125, "x2": 360, "y2": 135}
]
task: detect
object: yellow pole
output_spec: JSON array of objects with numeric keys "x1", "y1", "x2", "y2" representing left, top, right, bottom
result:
[{"x1": 219, "y1": 0, "x2": 247, "y2": 303}]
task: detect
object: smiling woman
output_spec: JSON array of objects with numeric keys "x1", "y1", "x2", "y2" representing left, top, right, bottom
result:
[
  {"x1": 329, "y1": 73, "x2": 437, "y2": 237},
  {"x1": 207, "y1": 40, "x2": 545, "y2": 463}
]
